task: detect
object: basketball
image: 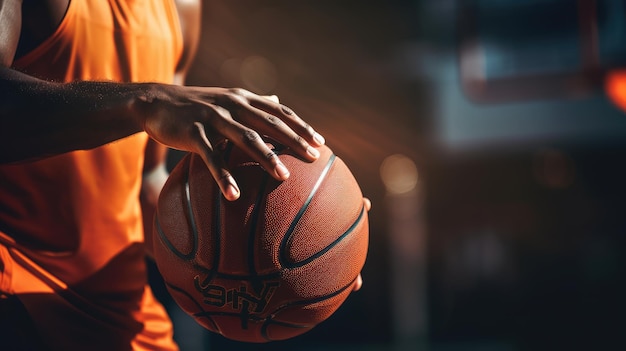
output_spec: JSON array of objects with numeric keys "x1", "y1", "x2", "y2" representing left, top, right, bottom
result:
[{"x1": 152, "y1": 141, "x2": 369, "y2": 343}]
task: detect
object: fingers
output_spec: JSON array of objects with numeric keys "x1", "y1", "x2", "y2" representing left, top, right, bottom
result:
[
  {"x1": 187, "y1": 88, "x2": 326, "y2": 199},
  {"x1": 246, "y1": 112, "x2": 322, "y2": 162},
  {"x1": 191, "y1": 122, "x2": 240, "y2": 201},
  {"x1": 252, "y1": 95, "x2": 326, "y2": 147},
  {"x1": 363, "y1": 197, "x2": 372, "y2": 212},
  {"x1": 221, "y1": 121, "x2": 291, "y2": 181},
  {"x1": 228, "y1": 89, "x2": 326, "y2": 161},
  {"x1": 262, "y1": 95, "x2": 280, "y2": 103},
  {"x1": 353, "y1": 202, "x2": 368, "y2": 292},
  {"x1": 353, "y1": 273, "x2": 363, "y2": 292},
  {"x1": 191, "y1": 103, "x2": 292, "y2": 200}
]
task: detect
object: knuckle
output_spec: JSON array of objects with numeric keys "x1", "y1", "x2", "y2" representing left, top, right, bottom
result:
[
  {"x1": 219, "y1": 93, "x2": 246, "y2": 114},
  {"x1": 187, "y1": 121, "x2": 203, "y2": 138},
  {"x1": 266, "y1": 114, "x2": 280, "y2": 127},
  {"x1": 240, "y1": 129, "x2": 262, "y2": 146},
  {"x1": 280, "y1": 105, "x2": 294, "y2": 116},
  {"x1": 228, "y1": 87, "x2": 250, "y2": 97},
  {"x1": 294, "y1": 134, "x2": 307, "y2": 148},
  {"x1": 228, "y1": 93, "x2": 246, "y2": 106},
  {"x1": 216, "y1": 168, "x2": 232, "y2": 180},
  {"x1": 300, "y1": 122, "x2": 314, "y2": 135},
  {"x1": 211, "y1": 104, "x2": 233, "y2": 120},
  {"x1": 197, "y1": 106, "x2": 214, "y2": 121}
]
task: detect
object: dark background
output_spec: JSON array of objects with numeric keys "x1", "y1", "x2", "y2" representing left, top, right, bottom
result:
[{"x1": 152, "y1": 1, "x2": 626, "y2": 350}]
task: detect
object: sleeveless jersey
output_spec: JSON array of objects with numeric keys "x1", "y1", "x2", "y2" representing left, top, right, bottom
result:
[
  {"x1": 1, "y1": 0, "x2": 182, "y2": 285},
  {"x1": 0, "y1": 1, "x2": 183, "y2": 350}
]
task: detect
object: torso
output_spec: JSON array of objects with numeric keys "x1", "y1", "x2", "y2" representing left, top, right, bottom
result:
[
  {"x1": 3, "y1": 0, "x2": 185, "y2": 283},
  {"x1": 0, "y1": 1, "x2": 198, "y2": 348},
  {"x1": 16, "y1": 0, "x2": 70, "y2": 60},
  {"x1": 16, "y1": 0, "x2": 198, "y2": 66}
]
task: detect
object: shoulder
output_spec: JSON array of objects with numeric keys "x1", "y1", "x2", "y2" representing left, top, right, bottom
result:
[{"x1": 175, "y1": 0, "x2": 202, "y2": 15}]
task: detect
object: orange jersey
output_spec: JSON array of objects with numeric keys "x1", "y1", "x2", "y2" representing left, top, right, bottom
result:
[{"x1": 0, "y1": 0, "x2": 182, "y2": 350}]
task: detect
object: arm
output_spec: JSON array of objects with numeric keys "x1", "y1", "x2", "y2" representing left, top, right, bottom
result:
[
  {"x1": 0, "y1": 0, "x2": 325, "y2": 202},
  {"x1": 0, "y1": 0, "x2": 150, "y2": 160},
  {"x1": 0, "y1": 69, "x2": 150, "y2": 162}
]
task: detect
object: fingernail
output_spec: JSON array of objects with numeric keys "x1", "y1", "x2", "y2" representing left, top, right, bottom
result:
[
  {"x1": 275, "y1": 162, "x2": 290, "y2": 179},
  {"x1": 224, "y1": 180, "x2": 240, "y2": 200},
  {"x1": 313, "y1": 132, "x2": 325, "y2": 145},
  {"x1": 307, "y1": 146, "x2": 320, "y2": 158}
]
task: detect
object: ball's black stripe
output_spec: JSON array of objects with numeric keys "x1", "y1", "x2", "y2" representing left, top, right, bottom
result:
[
  {"x1": 155, "y1": 158, "x2": 198, "y2": 261},
  {"x1": 247, "y1": 172, "x2": 271, "y2": 291},
  {"x1": 213, "y1": 142, "x2": 234, "y2": 274},
  {"x1": 192, "y1": 267, "x2": 280, "y2": 281},
  {"x1": 209, "y1": 181, "x2": 222, "y2": 280},
  {"x1": 184, "y1": 168, "x2": 200, "y2": 257},
  {"x1": 263, "y1": 320, "x2": 310, "y2": 329},
  {"x1": 273, "y1": 275, "x2": 358, "y2": 312},
  {"x1": 191, "y1": 184, "x2": 222, "y2": 284},
  {"x1": 260, "y1": 320, "x2": 310, "y2": 342},
  {"x1": 259, "y1": 276, "x2": 360, "y2": 341},
  {"x1": 279, "y1": 154, "x2": 366, "y2": 268},
  {"x1": 289, "y1": 204, "x2": 365, "y2": 269},
  {"x1": 278, "y1": 154, "x2": 336, "y2": 267},
  {"x1": 194, "y1": 310, "x2": 266, "y2": 321},
  {"x1": 165, "y1": 282, "x2": 220, "y2": 332}
]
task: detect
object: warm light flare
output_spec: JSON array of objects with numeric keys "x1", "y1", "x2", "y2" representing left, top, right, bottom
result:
[{"x1": 380, "y1": 154, "x2": 418, "y2": 195}]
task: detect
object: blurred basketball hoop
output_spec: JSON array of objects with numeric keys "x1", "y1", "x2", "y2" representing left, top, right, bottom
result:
[{"x1": 458, "y1": 0, "x2": 626, "y2": 103}]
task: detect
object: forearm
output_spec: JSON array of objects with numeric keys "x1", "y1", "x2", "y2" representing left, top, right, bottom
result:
[
  {"x1": 1, "y1": 64, "x2": 325, "y2": 201},
  {"x1": 0, "y1": 66, "x2": 150, "y2": 163}
]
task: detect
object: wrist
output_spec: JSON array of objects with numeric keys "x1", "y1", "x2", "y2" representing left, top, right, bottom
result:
[{"x1": 129, "y1": 82, "x2": 161, "y2": 132}]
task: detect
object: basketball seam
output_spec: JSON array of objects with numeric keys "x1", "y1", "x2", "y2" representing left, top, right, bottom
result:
[
  {"x1": 209, "y1": 178, "x2": 222, "y2": 281},
  {"x1": 165, "y1": 282, "x2": 220, "y2": 332},
  {"x1": 259, "y1": 276, "x2": 359, "y2": 341},
  {"x1": 184, "y1": 172, "x2": 200, "y2": 258},
  {"x1": 155, "y1": 157, "x2": 198, "y2": 261},
  {"x1": 192, "y1": 263, "x2": 281, "y2": 280},
  {"x1": 290, "y1": 204, "x2": 366, "y2": 269},
  {"x1": 278, "y1": 154, "x2": 336, "y2": 267},
  {"x1": 247, "y1": 171, "x2": 271, "y2": 293},
  {"x1": 279, "y1": 154, "x2": 365, "y2": 268}
]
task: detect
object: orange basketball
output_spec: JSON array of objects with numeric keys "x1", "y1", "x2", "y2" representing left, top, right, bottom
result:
[{"x1": 152, "y1": 141, "x2": 369, "y2": 343}]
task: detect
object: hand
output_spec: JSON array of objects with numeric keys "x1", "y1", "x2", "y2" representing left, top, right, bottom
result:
[{"x1": 137, "y1": 86, "x2": 325, "y2": 201}]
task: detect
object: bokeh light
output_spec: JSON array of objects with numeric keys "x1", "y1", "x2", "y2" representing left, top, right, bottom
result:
[
  {"x1": 240, "y1": 55, "x2": 278, "y2": 94},
  {"x1": 380, "y1": 154, "x2": 419, "y2": 195}
]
